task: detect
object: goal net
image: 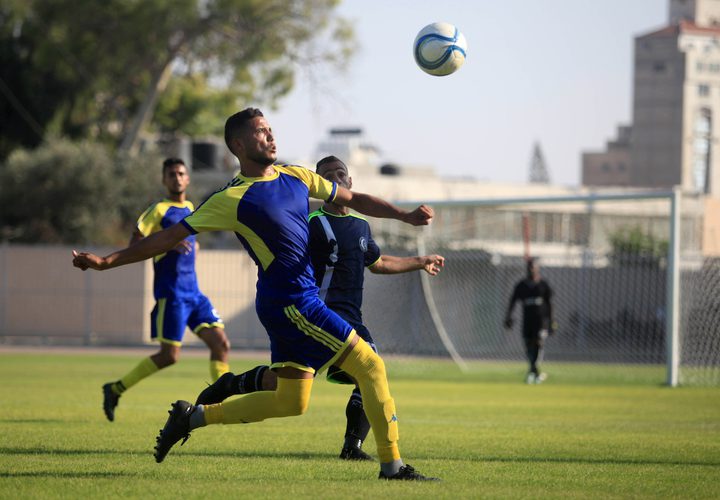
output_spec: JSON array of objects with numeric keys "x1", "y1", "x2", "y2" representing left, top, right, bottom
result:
[{"x1": 362, "y1": 191, "x2": 720, "y2": 386}]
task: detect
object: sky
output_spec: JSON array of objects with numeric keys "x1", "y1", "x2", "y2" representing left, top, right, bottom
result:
[{"x1": 269, "y1": 0, "x2": 667, "y2": 187}]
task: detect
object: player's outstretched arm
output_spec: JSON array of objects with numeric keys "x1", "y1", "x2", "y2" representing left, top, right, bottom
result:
[
  {"x1": 129, "y1": 229, "x2": 192, "y2": 254},
  {"x1": 333, "y1": 186, "x2": 433, "y2": 226},
  {"x1": 504, "y1": 284, "x2": 520, "y2": 329},
  {"x1": 370, "y1": 254, "x2": 445, "y2": 275},
  {"x1": 72, "y1": 223, "x2": 190, "y2": 271}
]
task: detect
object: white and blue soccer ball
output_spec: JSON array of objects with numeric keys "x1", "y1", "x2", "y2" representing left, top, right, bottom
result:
[{"x1": 413, "y1": 22, "x2": 467, "y2": 76}]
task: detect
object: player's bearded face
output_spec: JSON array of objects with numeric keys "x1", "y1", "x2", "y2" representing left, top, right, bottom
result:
[
  {"x1": 163, "y1": 164, "x2": 189, "y2": 195},
  {"x1": 243, "y1": 117, "x2": 277, "y2": 165}
]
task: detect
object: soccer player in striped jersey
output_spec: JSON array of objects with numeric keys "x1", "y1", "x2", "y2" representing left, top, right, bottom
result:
[
  {"x1": 72, "y1": 108, "x2": 438, "y2": 481},
  {"x1": 196, "y1": 155, "x2": 445, "y2": 461},
  {"x1": 100, "y1": 158, "x2": 230, "y2": 422}
]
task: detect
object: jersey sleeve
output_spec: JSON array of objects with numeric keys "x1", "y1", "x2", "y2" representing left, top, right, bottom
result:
[
  {"x1": 364, "y1": 233, "x2": 381, "y2": 267},
  {"x1": 136, "y1": 203, "x2": 162, "y2": 236},
  {"x1": 181, "y1": 190, "x2": 239, "y2": 234},
  {"x1": 283, "y1": 165, "x2": 337, "y2": 202}
]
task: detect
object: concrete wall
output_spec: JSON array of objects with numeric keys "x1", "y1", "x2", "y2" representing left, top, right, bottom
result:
[{"x1": 0, "y1": 244, "x2": 263, "y2": 348}]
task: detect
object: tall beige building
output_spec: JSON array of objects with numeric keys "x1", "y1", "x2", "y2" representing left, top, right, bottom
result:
[{"x1": 583, "y1": 0, "x2": 720, "y2": 196}]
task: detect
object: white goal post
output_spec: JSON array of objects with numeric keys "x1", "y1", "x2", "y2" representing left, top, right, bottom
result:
[{"x1": 362, "y1": 188, "x2": 719, "y2": 387}]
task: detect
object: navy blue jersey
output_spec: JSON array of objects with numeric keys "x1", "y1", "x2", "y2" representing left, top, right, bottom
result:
[{"x1": 308, "y1": 207, "x2": 381, "y2": 324}]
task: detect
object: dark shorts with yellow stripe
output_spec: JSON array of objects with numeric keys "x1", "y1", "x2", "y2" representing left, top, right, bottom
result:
[
  {"x1": 257, "y1": 293, "x2": 355, "y2": 375},
  {"x1": 150, "y1": 293, "x2": 223, "y2": 346}
]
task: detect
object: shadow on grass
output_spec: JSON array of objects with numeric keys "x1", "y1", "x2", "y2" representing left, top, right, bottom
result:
[
  {"x1": 2, "y1": 446, "x2": 718, "y2": 468},
  {"x1": 0, "y1": 447, "x2": 140, "y2": 456},
  {"x1": 0, "y1": 471, "x2": 134, "y2": 478},
  {"x1": 0, "y1": 446, "x2": 330, "y2": 461},
  {"x1": 0, "y1": 419, "x2": 65, "y2": 424}
]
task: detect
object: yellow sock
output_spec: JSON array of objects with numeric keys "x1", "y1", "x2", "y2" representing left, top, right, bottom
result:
[
  {"x1": 210, "y1": 360, "x2": 229, "y2": 381},
  {"x1": 117, "y1": 357, "x2": 159, "y2": 393},
  {"x1": 204, "y1": 377, "x2": 312, "y2": 425},
  {"x1": 338, "y1": 339, "x2": 400, "y2": 463}
]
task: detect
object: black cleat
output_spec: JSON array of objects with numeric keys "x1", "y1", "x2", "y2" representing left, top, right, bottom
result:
[
  {"x1": 340, "y1": 446, "x2": 374, "y2": 461},
  {"x1": 154, "y1": 400, "x2": 195, "y2": 463},
  {"x1": 102, "y1": 383, "x2": 120, "y2": 422},
  {"x1": 195, "y1": 372, "x2": 236, "y2": 405},
  {"x1": 379, "y1": 464, "x2": 440, "y2": 481}
]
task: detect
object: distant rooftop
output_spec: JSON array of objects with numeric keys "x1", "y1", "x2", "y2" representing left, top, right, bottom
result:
[{"x1": 639, "y1": 19, "x2": 720, "y2": 39}]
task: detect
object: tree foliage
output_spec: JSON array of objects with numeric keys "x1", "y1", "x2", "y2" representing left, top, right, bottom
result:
[
  {"x1": 608, "y1": 226, "x2": 668, "y2": 267},
  {"x1": 0, "y1": 139, "x2": 162, "y2": 244},
  {"x1": 0, "y1": 0, "x2": 355, "y2": 158}
]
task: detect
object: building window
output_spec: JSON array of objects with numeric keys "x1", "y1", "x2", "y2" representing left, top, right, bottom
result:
[
  {"x1": 692, "y1": 108, "x2": 712, "y2": 194},
  {"x1": 654, "y1": 61, "x2": 666, "y2": 72},
  {"x1": 618, "y1": 163, "x2": 626, "y2": 172},
  {"x1": 602, "y1": 162, "x2": 610, "y2": 172},
  {"x1": 699, "y1": 84, "x2": 710, "y2": 96}
]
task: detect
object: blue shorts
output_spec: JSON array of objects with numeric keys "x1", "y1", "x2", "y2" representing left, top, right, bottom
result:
[
  {"x1": 150, "y1": 294, "x2": 223, "y2": 346},
  {"x1": 257, "y1": 293, "x2": 355, "y2": 375},
  {"x1": 326, "y1": 321, "x2": 377, "y2": 384}
]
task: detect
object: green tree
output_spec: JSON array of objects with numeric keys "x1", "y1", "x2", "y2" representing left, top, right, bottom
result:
[
  {"x1": 153, "y1": 74, "x2": 240, "y2": 137},
  {"x1": 0, "y1": 0, "x2": 355, "y2": 158},
  {"x1": 0, "y1": 140, "x2": 162, "y2": 244},
  {"x1": 608, "y1": 226, "x2": 668, "y2": 267}
]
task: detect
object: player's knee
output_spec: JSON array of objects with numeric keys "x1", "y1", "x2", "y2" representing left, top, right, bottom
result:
[
  {"x1": 262, "y1": 369, "x2": 278, "y2": 391},
  {"x1": 202, "y1": 327, "x2": 229, "y2": 347},
  {"x1": 216, "y1": 332, "x2": 231, "y2": 354},
  {"x1": 275, "y1": 390, "x2": 310, "y2": 416},
  {"x1": 155, "y1": 351, "x2": 179, "y2": 368},
  {"x1": 340, "y1": 341, "x2": 388, "y2": 387},
  {"x1": 274, "y1": 379, "x2": 311, "y2": 416},
  {"x1": 289, "y1": 396, "x2": 310, "y2": 416},
  {"x1": 362, "y1": 349, "x2": 387, "y2": 384}
]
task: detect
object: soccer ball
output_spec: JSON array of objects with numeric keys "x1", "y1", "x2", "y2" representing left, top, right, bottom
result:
[{"x1": 413, "y1": 22, "x2": 467, "y2": 76}]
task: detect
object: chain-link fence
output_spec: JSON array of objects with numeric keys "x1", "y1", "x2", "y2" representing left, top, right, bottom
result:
[{"x1": 1, "y1": 191, "x2": 718, "y2": 385}]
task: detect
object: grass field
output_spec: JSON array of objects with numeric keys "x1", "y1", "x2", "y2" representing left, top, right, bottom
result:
[{"x1": 1, "y1": 350, "x2": 719, "y2": 499}]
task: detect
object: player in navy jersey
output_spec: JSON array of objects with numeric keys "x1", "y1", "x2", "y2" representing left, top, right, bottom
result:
[
  {"x1": 195, "y1": 155, "x2": 445, "y2": 461},
  {"x1": 73, "y1": 108, "x2": 439, "y2": 481},
  {"x1": 100, "y1": 158, "x2": 230, "y2": 422},
  {"x1": 504, "y1": 258, "x2": 556, "y2": 384}
]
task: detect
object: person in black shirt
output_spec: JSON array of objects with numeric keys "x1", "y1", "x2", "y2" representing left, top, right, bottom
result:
[{"x1": 504, "y1": 258, "x2": 555, "y2": 384}]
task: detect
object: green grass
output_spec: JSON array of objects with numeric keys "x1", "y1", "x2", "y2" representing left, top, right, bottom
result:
[{"x1": 0, "y1": 352, "x2": 718, "y2": 499}]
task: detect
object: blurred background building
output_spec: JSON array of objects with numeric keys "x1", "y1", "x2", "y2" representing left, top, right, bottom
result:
[{"x1": 583, "y1": 0, "x2": 720, "y2": 196}]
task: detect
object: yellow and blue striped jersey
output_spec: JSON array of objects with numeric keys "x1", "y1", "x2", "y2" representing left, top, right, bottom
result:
[
  {"x1": 181, "y1": 165, "x2": 337, "y2": 302},
  {"x1": 137, "y1": 199, "x2": 199, "y2": 299}
]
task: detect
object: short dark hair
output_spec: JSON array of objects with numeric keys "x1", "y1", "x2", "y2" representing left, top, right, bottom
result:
[
  {"x1": 224, "y1": 108, "x2": 264, "y2": 153},
  {"x1": 162, "y1": 157, "x2": 186, "y2": 175},
  {"x1": 315, "y1": 155, "x2": 346, "y2": 173}
]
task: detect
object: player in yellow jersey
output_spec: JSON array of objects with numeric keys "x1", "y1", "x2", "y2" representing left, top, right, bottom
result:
[
  {"x1": 73, "y1": 108, "x2": 438, "y2": 481},
  {"x1": 101, "y1": 158, "x2": 230, "y2": 422}
]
